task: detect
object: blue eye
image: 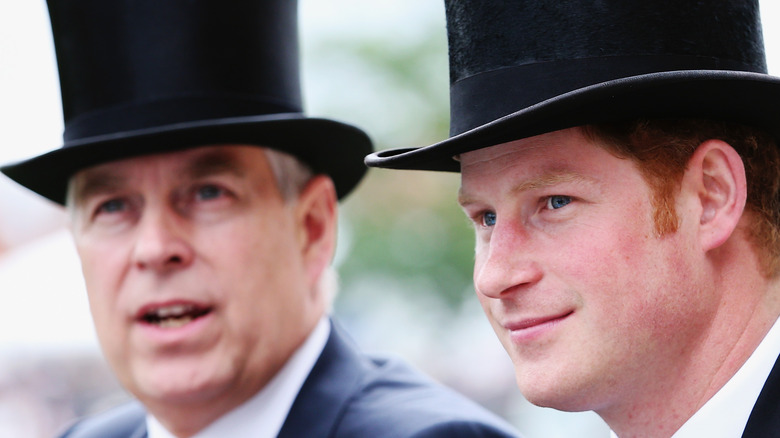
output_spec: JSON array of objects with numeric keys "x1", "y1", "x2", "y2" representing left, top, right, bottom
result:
[
  {"x1": 482, "y1": 211, "x2": 497, "y2": 226},
  {"x1": 97, "y1": 198, "x2": 126, "y2": 214},
  {"x1": 195, "y1": 185, "x2": 224, "y2": 201},
  {"x1": 546, "y1": 195, "x2": 572, "y2": 210}
]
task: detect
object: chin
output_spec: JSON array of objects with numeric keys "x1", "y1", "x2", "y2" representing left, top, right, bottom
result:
[
  {"x1": 131, "y1": 362, "x2": 234, "y2": 406},
  {"x1": 514, "y1": 367, "x2": 601, "y2": 413},
  {"x1": 139, "y1": 380, "x2": 212, "y2": 404},
  {"x1": 519, "y1": 385, "x2": 595, "y2": 412}
]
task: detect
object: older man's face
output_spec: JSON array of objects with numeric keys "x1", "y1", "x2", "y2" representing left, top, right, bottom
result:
[
  {"x1": 458, "y1": 128, "x2": 716, "y2": 416},
  {"x1": 69, "y1": 145, "x2": 328, "y2": 424}
]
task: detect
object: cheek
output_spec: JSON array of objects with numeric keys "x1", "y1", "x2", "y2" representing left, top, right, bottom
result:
[
  {"x1": 77, "y1": 241, "x2": 125, "y2": 312},
  {"x1": 549, "y1": 212, "x2": 663, "y2": 316},
  {"x1": 471, "y1": 234, "x2": 492, "y2": 278},
  {"x1": 74, "y1": 237, "x2": 139, "y2": 354},
  {"x1": 472, "y1": 248, "x2": 485, "y2": 283},
  {"x1": 545, "y1": 226, "x2": 635, "y2": 283},
  {"x1": 562, "y1": 197, "x2": 656, "y2": 273},
  {"x1": 209, "y1": 220, "x2": 301, "y2": 312},
  {"x1": 212, "y1": 213, "x2": 289, "y2": 258},
  {"x1": 574, "y1": 220, "x2": 702, "y2": 334}
]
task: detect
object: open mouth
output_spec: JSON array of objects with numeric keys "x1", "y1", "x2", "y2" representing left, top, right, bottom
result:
[{"x1": 140, "y1": 304, "x2": 212, "y2": 329}]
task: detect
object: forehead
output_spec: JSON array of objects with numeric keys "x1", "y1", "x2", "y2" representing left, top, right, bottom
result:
[
  {"x1": 69, "y1": 145, "x2": 268, "y2": 201},
  {"x1": 460, "y1": 128, "x2": 592, "y2": 171},
  {"x1": 458, "y1": 128, "x2": 629, "y2": 196}
]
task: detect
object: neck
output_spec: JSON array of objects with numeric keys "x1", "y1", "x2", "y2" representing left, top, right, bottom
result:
[{"x1": 603, "y1": 265, "x2": 780, "y2": 438}]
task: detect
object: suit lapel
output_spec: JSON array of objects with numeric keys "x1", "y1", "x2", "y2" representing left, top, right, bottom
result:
[
  {"x1": 130, "y1": 424, "x2": 148, "y2": 438},
  {"x1": 277, "y1": 320, "x2": 366, "y2": 438},
  {"x1": 742, "y1": 352, "x2": 780, "y2": 437}
]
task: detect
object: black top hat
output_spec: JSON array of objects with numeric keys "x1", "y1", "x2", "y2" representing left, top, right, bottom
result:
[
  {"x1": 366, "y1": 0, "x2": 780, "y2": 171},
  {"x1": 2, "y1": 0, "x2": 373, "y2": 204}
]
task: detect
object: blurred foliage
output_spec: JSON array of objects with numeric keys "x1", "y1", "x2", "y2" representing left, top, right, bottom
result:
[
  {"x1": 340, "y1": 170, "x2": 477, "y2": 309},
  {"x1": 302, "y1": 17, "x2": 479, "y2": 309},
  {"x1": 342, "y1": 31, "x2": 452, "y2": 144}
]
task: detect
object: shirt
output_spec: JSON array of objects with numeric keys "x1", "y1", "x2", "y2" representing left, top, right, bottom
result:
[{"x1": 147, "y1": 316, "x2": 331, "y2": 438}]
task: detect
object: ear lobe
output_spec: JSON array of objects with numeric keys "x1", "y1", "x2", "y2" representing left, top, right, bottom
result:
[
  {"x1": 294, "y1": 175, "x2": 338, "y2": 291},
  {"x1": 687, "y1": 139, "x2": 747, "y2": 251}
]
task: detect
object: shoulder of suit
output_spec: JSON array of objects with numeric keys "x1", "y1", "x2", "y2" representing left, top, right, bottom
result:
[
  {"x1": 339, "y1": 355, "x2": 520, "y2": 437},
  {"x1": 57, "y1": 401, "x2": 146, "y2": 438}
]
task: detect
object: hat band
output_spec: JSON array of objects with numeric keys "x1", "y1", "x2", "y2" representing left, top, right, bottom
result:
[
  {"x1": 449, "y1": 54, "x2": 765, "y2": 136},
  {"x1": 63, "y1": 95, "x2": 300, "y2": 142}
]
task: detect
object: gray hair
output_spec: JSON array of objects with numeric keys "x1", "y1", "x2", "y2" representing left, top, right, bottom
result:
[
  {"x1": 265, "y1": 148, "x2": 339, "y2": 307},
  {"x1": 264, "y1": 148, "x2": 313, "y2": 201}
]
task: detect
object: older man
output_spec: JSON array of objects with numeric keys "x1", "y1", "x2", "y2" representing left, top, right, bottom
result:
[
  {"x1": 1, "y1": 1, "x2": 521, "y2": 437},
  {"x1": 367, "y1": 1, "x2": 780, "y2": 437}
]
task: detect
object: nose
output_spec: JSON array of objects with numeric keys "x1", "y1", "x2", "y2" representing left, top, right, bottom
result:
[
  {"x1": 131, "y1": 205, "x2": 194, "y2": 272},
  {"x1": 474, "y1": 221, "x2": 543, "y2": 299}
]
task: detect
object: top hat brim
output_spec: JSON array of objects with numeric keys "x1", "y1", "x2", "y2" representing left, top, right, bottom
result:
[
  {"x1": 3, "y1": 113, "x2": 373, "y2": 204},
  {"x1": 365, "y1": 70, "x2": 780, "y2": 171}
]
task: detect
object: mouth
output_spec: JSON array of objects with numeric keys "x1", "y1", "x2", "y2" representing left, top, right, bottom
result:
[
  {"x1": 505, "y1": 311, "x2": 574, "y2": 332},
  {"x1": 138, "y1": 303, "x2": 213, "y2": 329}
]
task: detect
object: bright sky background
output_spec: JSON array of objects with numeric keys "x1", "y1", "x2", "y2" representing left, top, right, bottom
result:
[{"x1": 1, "y1": 0, "x2": 780, "y2": 353}]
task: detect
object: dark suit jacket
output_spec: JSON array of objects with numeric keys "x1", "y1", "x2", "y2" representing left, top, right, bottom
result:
[
  {"x1": 57, "y1": 321, "x2": 521, "y2": 438},
  {"x1": 742, "y1": 352, "x2": 780, "y2": 437}
]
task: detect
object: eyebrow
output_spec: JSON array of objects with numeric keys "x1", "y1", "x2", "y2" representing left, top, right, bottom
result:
[
  {"x1": 70, "y1": 150, "x2": 248, "y2": 206},
  {"x1": 70, "y1": 171, "x2": 128, "y2": 207},
  {"x1": 458, "y1": 170, "x2": 596, "y2": 206},
  {"x1": 511, "y1": 171, "x2": 592, "y2": 193}
]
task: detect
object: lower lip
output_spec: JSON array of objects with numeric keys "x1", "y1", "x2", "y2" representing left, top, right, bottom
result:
[
  {"x1": 507, "y1": 313, "x2": 572, "y2": 343},
  {"x1": 135, "y1": 312, "x2": 215, "y2": 345}
]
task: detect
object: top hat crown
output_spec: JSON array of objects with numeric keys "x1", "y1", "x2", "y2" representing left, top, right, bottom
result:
[
  {"x1": 366, "y1": 0, "x2": 780, "y2": 171},
  {"x1": 3, "y1": 0, "x2": 373, "y2": 204}
]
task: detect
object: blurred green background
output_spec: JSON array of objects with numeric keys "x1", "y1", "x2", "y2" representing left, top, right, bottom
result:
[{"x1": 305, "y1": 1, "x2": 472, "y2": 308}]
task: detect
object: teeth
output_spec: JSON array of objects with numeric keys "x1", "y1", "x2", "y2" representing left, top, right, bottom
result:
[
  {"x1": 155, "y1": 304, "x2": 192, "y2": 318},
  {"x1": 142, "y1": 303, "x2": 210, "y2": 328},
  {"x1": 157, "y1": 315, "x2": 193, "y2": 328}
]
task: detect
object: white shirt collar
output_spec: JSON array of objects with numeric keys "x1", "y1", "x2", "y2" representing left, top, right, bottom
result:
[
  {"x1": 608, "y1": 316, "x2": 780, "y2": 438},
  {"x1": 670, "y1": 316, "x2": 780, "y2": 437},
  {"x1": 147, "y1": 316, "x2": 331, "y2": 438}
]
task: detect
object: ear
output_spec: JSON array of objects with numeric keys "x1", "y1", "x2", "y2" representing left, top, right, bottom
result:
[
  {"x1": 684, "y1": 139, "x2": 747, "y2": 251},
  {"x1": 293, "y1": 175, "x2": 338, "y2": 292}
]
